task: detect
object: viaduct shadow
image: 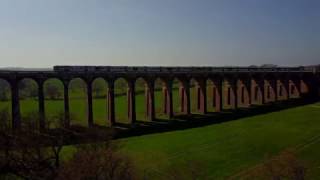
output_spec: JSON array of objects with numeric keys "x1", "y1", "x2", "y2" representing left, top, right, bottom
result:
[{"x1": 113, "y1": 97, "x2": 319, "y2": 139}]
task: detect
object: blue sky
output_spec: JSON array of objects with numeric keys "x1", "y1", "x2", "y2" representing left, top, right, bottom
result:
[{"x1": 0, "y1": 0, "x2": 319, "y2": 67}]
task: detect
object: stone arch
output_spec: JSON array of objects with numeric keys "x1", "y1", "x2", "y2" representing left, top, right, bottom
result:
[
  {"x1": 68, "y1": 78, "x2": 87, "y2": 126},
  {"x1": 91, "y1": 77, "x2": 108, "y2": 126},
  {"x1": 0, "y1": 78, "x2": 12, "y2": 129},
  {"x1": 18, "y1": 78, "x2": 39, "y2": 128},
  {"x1": 43, "y1": 78, "x2": 64, "y2": 128}
]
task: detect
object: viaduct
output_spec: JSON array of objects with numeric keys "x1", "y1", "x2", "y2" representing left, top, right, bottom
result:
[{"x1": 0, "y1": 66, "x2": 319, "y2": 130}]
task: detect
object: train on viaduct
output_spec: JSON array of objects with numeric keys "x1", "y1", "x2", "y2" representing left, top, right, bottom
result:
[{"x1": 0, "y1": 65, "x2": 319, "y2": 130}]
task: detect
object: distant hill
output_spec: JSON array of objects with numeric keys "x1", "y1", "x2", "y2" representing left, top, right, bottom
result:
[{"x1": 0, "y1": 67, "x2": 53, "y2": 71}]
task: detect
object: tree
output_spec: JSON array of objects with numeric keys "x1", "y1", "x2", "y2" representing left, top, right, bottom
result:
[
  {"x1": 18, "y1": 79, "x2": 38, "y2": 99},
  {"x1": 0, "y1": 127, "x2": 63, "y2": 179},
  {"x1": 57, "y1": 144, "x2": 136, "y2": 180},
  {"x1": 45, "y1": 82, "x2": 62, "y2": 100},
  {"x1": 260, "y1": 64, "x2": 278, "y2": 68},
  {"x1": 115, "y1": 79, "x2": 128, "y2": 96},
  {"x1": 0, "y1": 110, "x2": 136, "y2": 180},
  {"x1": 93, "y1": 80, "x2": 106, "y2": 98}
]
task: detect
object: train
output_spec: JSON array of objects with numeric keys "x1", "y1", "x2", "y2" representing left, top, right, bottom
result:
[{"x1": 53, "y1": 65, "x2": 307, "y2": 73}]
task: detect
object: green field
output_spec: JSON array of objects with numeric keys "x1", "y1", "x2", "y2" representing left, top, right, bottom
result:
[
  {"x1": 56, "y1": 101, "x2": 320, "y2": 179},
  {"x1": 119, "y1": 102, "x2": 320, "y2": 179}
]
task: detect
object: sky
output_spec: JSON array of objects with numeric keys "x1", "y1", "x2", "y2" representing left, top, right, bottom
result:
[{"x1": 0, "y1": 0, "x2": 319, "y2": 68}]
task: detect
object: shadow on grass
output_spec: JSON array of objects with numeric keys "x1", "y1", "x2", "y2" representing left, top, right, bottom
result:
[{"x1": 113, "y1": 97, "x2": 320, "y2": 139}]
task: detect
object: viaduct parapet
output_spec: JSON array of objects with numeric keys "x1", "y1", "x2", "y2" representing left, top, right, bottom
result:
[{"x1": 0, "y1": 66, "x2": 319, "y2": 129}]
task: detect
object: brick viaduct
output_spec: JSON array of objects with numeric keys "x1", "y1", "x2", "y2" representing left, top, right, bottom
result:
[{"x1": 0, "y1": 66, "x2": 319, "y2": 130}]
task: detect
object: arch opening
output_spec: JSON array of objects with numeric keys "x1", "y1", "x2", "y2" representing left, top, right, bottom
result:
[
  {"x1": 236, "y1": 79, "x2": 250, "y2": 108},
  {"x1": 189, "y1": 78, "x2": 198, "y2": 113},
  {"x1": 279, "y1": 85, "x2": 283, "y2": 97},
  {"x1": 206, "y1": 79, "x2": 215, "y2": 112},
  {"x1": 43, "y1": 78, "x2": 64, "y2": 129},
  {"x1": 241, "y1": 86, "x2": 245, "y2": 104},
  {"x1": 154, "y1": 78, "x2": 166, "y2": 119},
  {"x1": 222, "y1": 79, "x2": 236, "y2": 109},
  {"x1": 114, "y1": 78, "x2": 129, "y2": 124},
  {"x1": 18, "y1": 78, "x2": 39, "y2": 129},
  {"x1": 289, "y1": 80, "x2": 300, "y2": 98},
  {"x1": 172, "y1": 78, "x2": 182, "y2": 115},
  {"x1": 267, "y1": 86, "x2": 271, "y2": 99},
  {"x1": 135, "y1": 77, "x2": 148, "y2": 121},
  {"x1": 92, "y1": 78, "x2": 108, "y2": 127},
  {"x1": 189, "y1": 78, "x2": 207, "y2": 113},
  {"x1": 68, "y1": 78, "x2": 87, "y2": 127},
  {"x1": 251, "y1": 79, "x2": 263, "y2": 105},
  {"x1": 227, "y1": 87, "x2": 232, "y2": 106},
  {"x1": 208, "y1": 78, "x2": 224, "y2": 112}
]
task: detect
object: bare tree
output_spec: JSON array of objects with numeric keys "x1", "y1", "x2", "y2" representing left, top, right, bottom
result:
[
  {"x1": 57, "y1": 143, "x2": 136, "y2": 180},
  {"x1": 0, "y1": 109, "x2": 136, "y2": 180},
  {"x1": 0, "y1": 129, "x2": 64, "y2": 179}
]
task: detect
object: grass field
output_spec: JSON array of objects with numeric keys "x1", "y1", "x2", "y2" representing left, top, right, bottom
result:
[{"x1": 118, "y1": 102, "x2": 320, "y2": 179}]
